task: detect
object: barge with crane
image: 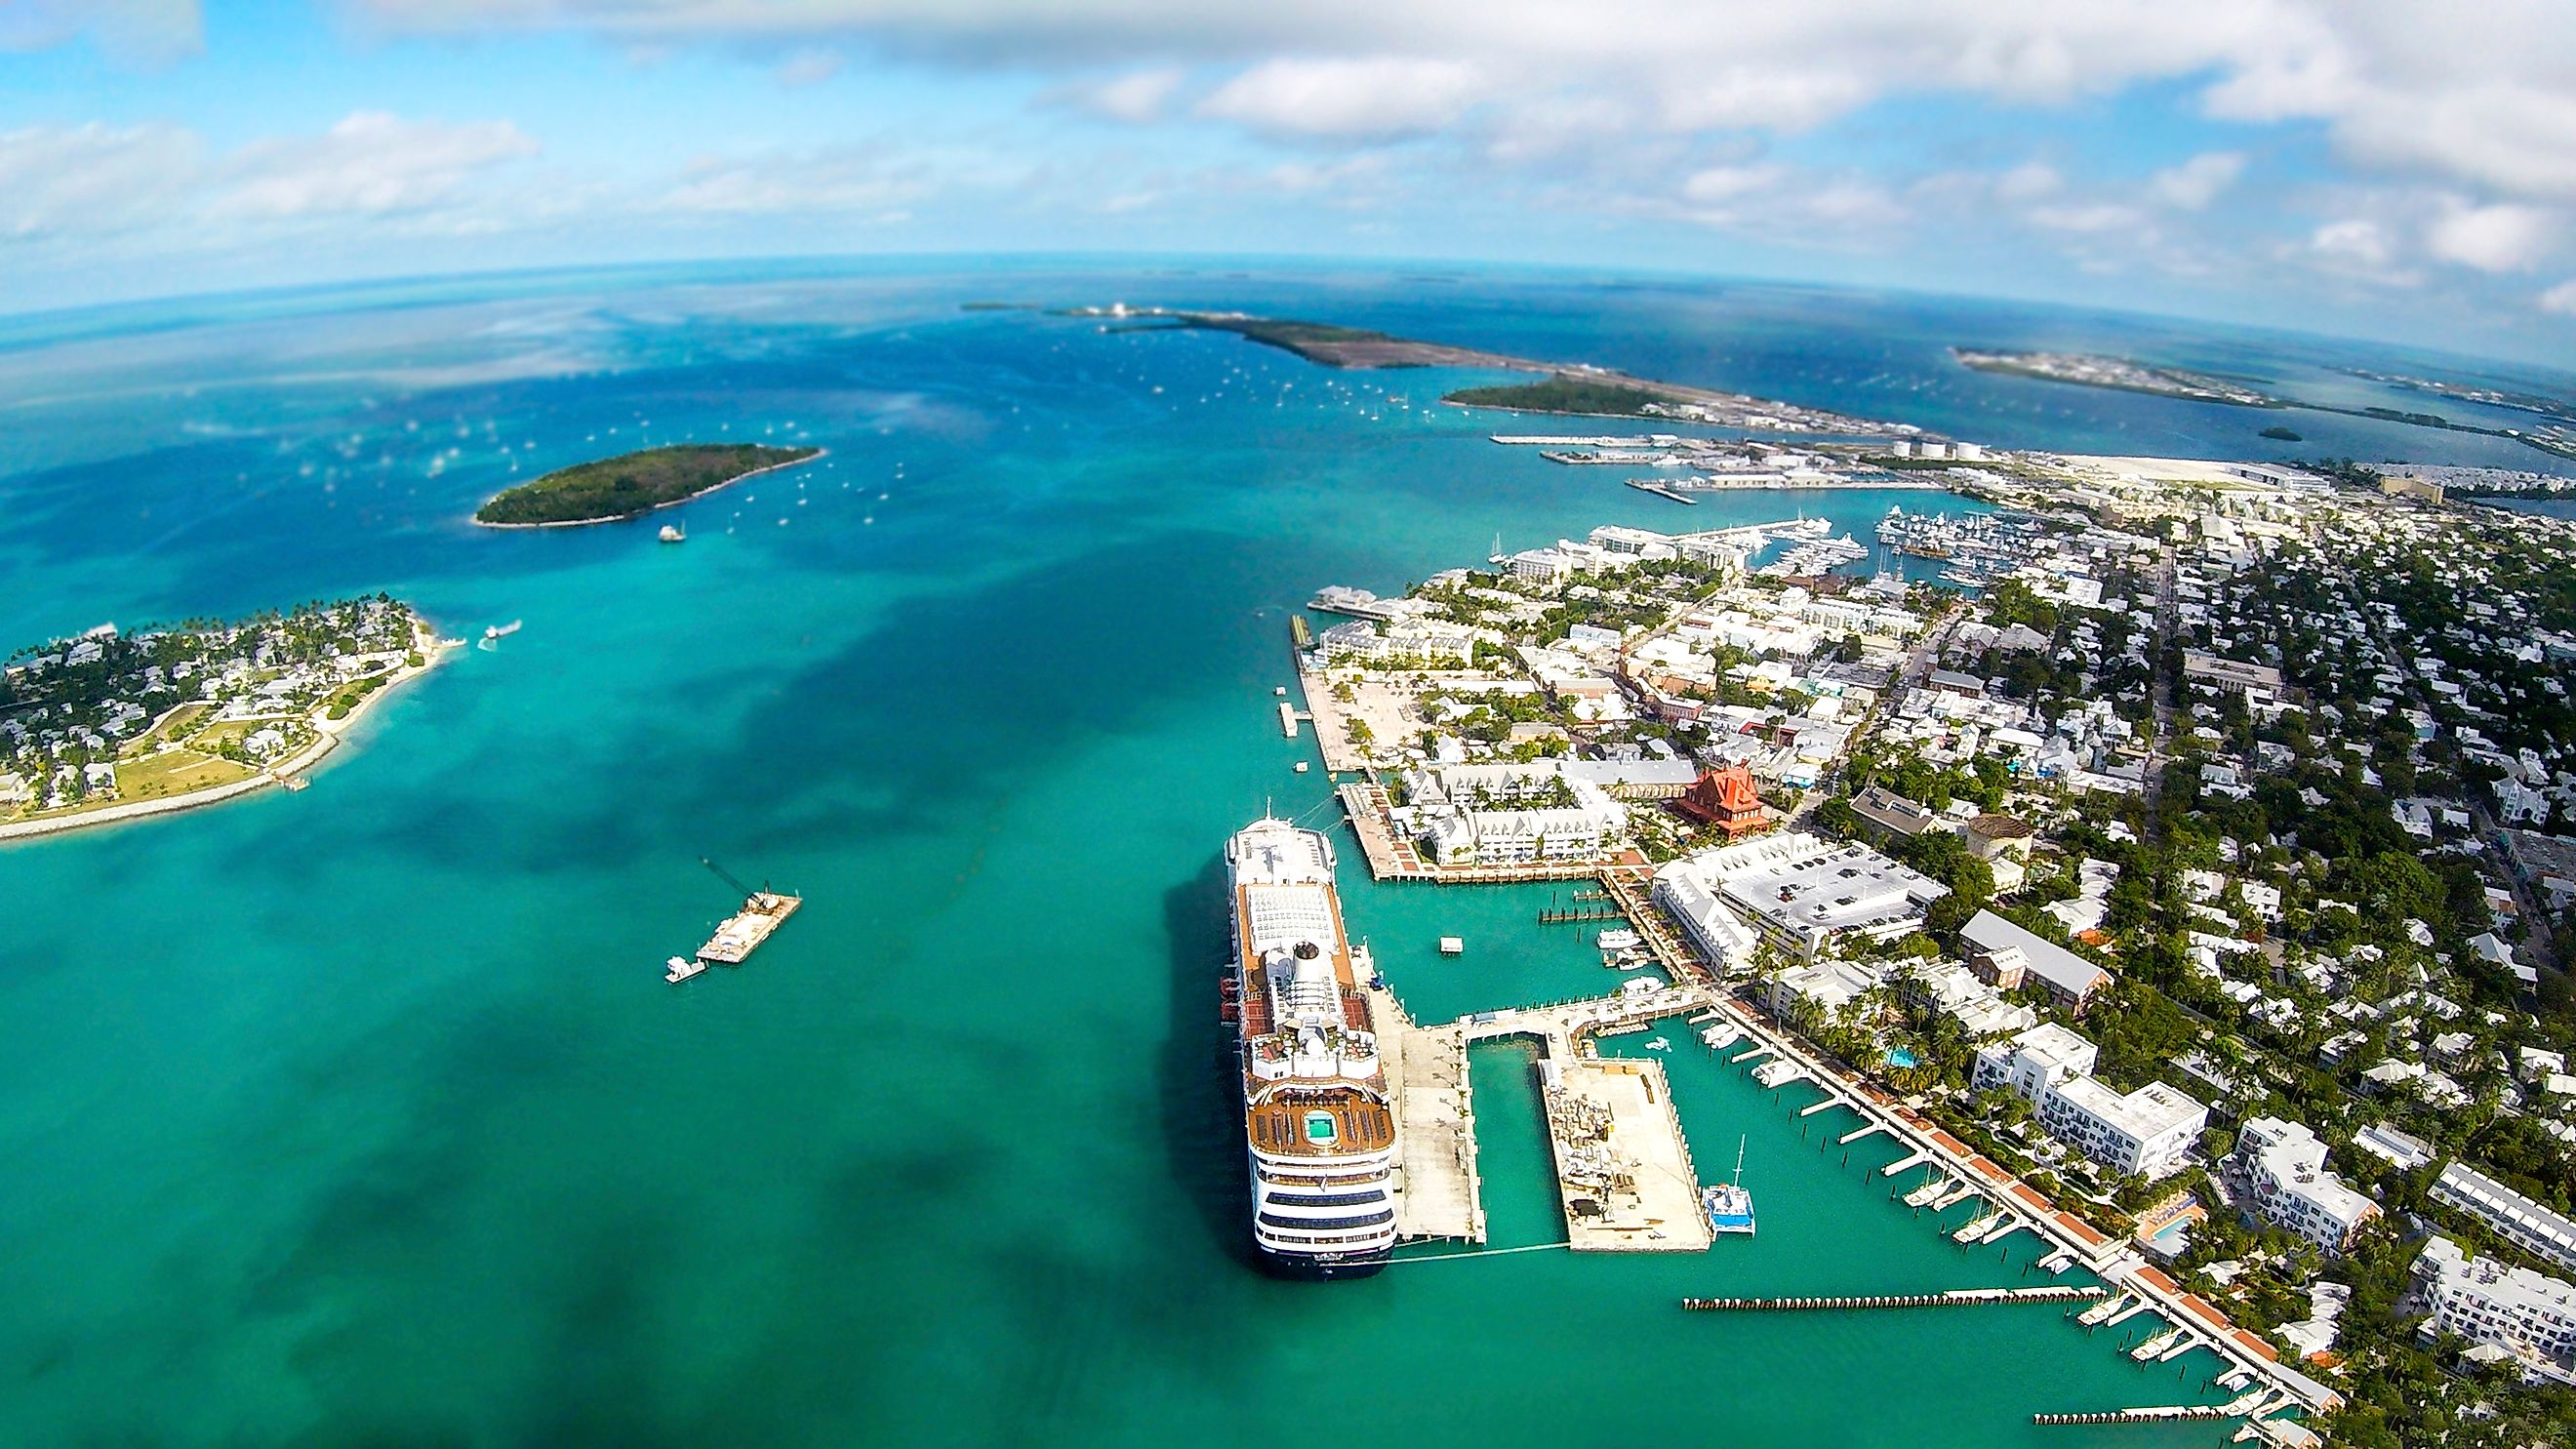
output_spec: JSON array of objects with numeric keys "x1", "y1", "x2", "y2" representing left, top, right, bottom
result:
[{"x1": 668, "y1": 857, "x2": 802, "y2": 982}]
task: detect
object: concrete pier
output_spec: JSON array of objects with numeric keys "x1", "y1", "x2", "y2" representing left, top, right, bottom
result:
[
  {"x1": 1654, "y1": 991, "x2": 2345, "y2": 1418},
  {"x1": 1838, "y1": 1122, "x2": 1886, "y2": 1146},
  {"x1": 1538, "y1": 1053, "x2": 1711, "y2": 1253},
  {"x1": 1797, "y1": 1098, "x2": 1840, "y2": 1116},
  {"x1": 1450, "y1": 983, "x2": 1716, "y2": 1253},
  {"x1": 1369, "y1": 978, "x2": 1486, "y2": 1245},
  {"x1": 1881, "y1": 1148, "x2": 1931, "y2": 1177}
]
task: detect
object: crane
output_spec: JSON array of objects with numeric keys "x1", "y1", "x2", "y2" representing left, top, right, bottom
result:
[{"x1": 700, "y1": 856, "x2": 760, "y2": 899}]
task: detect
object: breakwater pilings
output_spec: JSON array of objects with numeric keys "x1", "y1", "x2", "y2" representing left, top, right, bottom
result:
[
  {"x1": 2032, "y1": 1406, "x2": 2229, "y2": 1425},
  {"x1": 1681, "y1": 1284, "x2": 2108, "y2": 1312}
]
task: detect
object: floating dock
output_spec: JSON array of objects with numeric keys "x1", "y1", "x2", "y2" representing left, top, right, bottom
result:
[{"x1": 697, "y1": 891, "x2": 802, "y2": 964}]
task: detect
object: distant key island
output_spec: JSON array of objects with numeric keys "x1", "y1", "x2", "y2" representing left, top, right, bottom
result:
[
  {"x1": 1060, "y1": 304, "x2": 1916, "y2": 436},
  {"x1": 472, "y1": 443, "x2": 823, "y2": 527},
  {"x1": 1952, "y1": 347, "x2": 2278, "y2": 406},
  {"x1": 1953, "y1": 347, "x2": 2576, "y2": 461},
  {"x1": 0, "y1": 597, "x2": 449, "y2": 839}
]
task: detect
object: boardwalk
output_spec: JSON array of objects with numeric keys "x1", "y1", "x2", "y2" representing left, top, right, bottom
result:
[{"x1": 1337, "y1": 783, "x2": 1432, "y2": 879}]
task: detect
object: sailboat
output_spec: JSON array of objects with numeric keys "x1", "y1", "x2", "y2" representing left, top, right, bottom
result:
[{"x1": 1703, "y1": 1135, "x2": 1756, "y2": 1235}]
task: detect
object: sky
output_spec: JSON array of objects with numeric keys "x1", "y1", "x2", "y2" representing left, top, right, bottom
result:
[{"x1": 4, "y1": 0, "x2": 2576, "y2": 366}]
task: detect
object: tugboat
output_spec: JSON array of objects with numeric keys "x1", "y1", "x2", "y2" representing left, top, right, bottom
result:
[
  {"x1": 1703, "y1": 1135, "x2": 1756, "y2": 1235},
  {"x1": 665, "y1": 954, "x2": 706, "y2": 984}
]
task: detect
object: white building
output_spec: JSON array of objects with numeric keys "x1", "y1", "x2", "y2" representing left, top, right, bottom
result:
[
  {"x1": 2431, "y1": 1163, "x2": 2576, "y2": 1274},
  {"x1": 2223, "y1": 1117, "x2": 2380, "y2": 1255},
  {"x1": 1651, "y1": 861, "x2": 1761, "y2": 971},
  {"x1": 1649, "y1": 831, "x2": 1947, "y2": 961},
  {"x1": 2418, "y1": 1236, "x2": 2576, "y2": 1385},
  {"x1": 1316, "y1": 615, "x2": 1476, "y2": 665},
  {"x1": 1972, "y1": 1023, "x2": 2207, "y2": 1181},
  {"x1": 1404, "y1": 762, "x2": 1629, "y2": 867},
  {"x1": 1905, "y1": 960, "x2": 2037, "y2": 1040}
]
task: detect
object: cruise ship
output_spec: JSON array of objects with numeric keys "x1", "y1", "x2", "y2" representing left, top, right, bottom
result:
[{"x1": 1225, "y1": 817, "x2": 1397, "y2": 1279}]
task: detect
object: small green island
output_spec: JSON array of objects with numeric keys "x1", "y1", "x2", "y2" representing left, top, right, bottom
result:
[
  {"x1": 473, "y1": 443, "x2": 822, "y2": 527},
  {"x1": 2259, "y1": 425, "x2": 2304, "y2": 441},
  {"x1": 1442, "y1": 376, "x2": 1679, "y2": 417}
]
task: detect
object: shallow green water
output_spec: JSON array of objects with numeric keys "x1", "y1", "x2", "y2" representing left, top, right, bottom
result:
[{"x1": 0, "y1": 262, "x2": 2423, "y2": 1445}]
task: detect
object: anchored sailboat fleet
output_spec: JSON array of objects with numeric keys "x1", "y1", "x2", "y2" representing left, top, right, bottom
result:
[{"x1": 1225, "y1": 816, "x2": 1397, "y2": 1278}]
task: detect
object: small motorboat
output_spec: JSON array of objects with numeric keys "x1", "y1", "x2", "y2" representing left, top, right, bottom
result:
[{"x1": 665, "y1": 955, "x2": 706, "y2": 985}]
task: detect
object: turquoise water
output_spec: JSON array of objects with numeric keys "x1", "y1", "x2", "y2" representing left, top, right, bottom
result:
[{"x1": 7, "y1": 260, "x2": 2544, "y2": 1445}]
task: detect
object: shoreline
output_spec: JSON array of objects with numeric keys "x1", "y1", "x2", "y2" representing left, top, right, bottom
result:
[
  {"x1": 470, "y1": 448, "x2": 827, "y2": 530},
  {"x1": 0, "y1": 618, "x2": 459, "y2": 845}
]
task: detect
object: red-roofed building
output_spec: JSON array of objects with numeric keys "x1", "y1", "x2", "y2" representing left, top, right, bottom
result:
[{"x1": 1674, "y1": 764, "x2": 1771, "y2": 838}]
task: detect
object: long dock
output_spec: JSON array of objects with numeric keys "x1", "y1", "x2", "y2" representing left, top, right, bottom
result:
[
  {"x1": 1368, "y1": 974, "x2": 1486, "y2": 1245},
  {"x1": 1683, "y1": 1285, "x2": 2107, "y2": 1312}
]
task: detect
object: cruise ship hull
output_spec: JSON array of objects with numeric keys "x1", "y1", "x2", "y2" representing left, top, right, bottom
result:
[{"x1": 1258, "y1": 1249, "x2": 1388, "y2": 1281}]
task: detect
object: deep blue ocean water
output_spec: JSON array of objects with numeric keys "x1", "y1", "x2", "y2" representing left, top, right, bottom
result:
[{"x1": 3, "y1": 259, "x2": 2564, "y2": 1448}]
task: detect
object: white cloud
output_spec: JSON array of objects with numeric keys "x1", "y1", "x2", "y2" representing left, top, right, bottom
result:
[
  {"x1": 2543, "y1": 279, "x2": 2576, "y2": 316},
  {"x1": 219, "y1": 113, "x2": 539, "y2": 219},
  {"x1": 2424, "y1": 201, "x2": 2556, "y2": 273},
  {"x1": 0, "y1": 0, "x2": 201, "y2": 65},
  {"x1": 2149, "y1": 151, "x2": 2244, "y2": 211},
  {"x1": 1994, "y1": 162, "x2": 2063, "y2": 203},
  {"x1": 2028, "y1": 202, "x2": 2142, "y2": 235},
  {"x1": 2291, "y1": 216, "x2": 2425, "y2": 287},
  {"x1": 774, "y1": 47, "x2": 843, "y2": 86},
  {"x1": 330, "y1": 1, "x2": 2576, "y2": 218},
  {"x1": 1679, "y1": 164, "x2": 1779, "y2": 206},
  {"x1": 0, "y1": 123, "x2": 204, "y2": 237},
  {"x1": 1066, "y1": 68, "x2": 1185, "y2": 124},
  {"x1": 662, "y1": 147, "x2": 930, "y2": 215},
  {"x1": 1198, "y1": 57, "x2": 1483, "y2": 140}
]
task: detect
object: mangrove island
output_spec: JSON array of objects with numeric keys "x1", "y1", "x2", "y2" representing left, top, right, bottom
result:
[{"x1": 473, "y1": 443, "x2": 822, "y2": 527}]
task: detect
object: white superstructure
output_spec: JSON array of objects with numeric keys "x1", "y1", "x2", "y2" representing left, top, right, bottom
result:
[{"x1": 2431, "y1": 1162, "x2": 2576, "y2": 1275}]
